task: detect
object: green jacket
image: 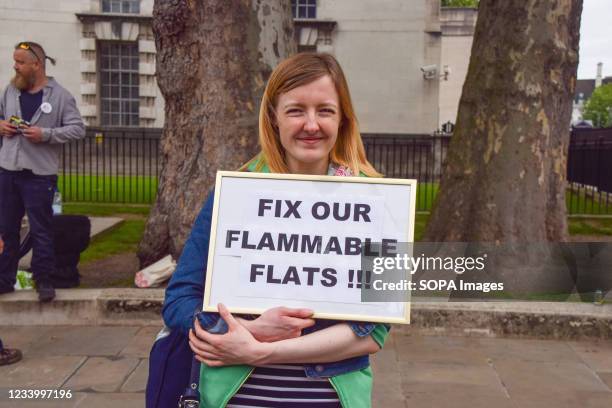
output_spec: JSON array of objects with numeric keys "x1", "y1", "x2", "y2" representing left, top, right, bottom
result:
[{"x1": 199, "y1": 159, "x2": 390, "y2": 407}]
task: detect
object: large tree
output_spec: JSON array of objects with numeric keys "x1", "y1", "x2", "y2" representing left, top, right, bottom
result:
[
  {"x1": 423, "y1": 0, "x2": 583, "y2": 294},
  {"x1": 425, "y1": 0, "x2": 582, "y2": 243},
  {"x1": 138, "y1": 0, "x2": 296, "y2": 267}
]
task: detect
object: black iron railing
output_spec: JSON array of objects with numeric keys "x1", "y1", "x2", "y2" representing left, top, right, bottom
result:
[{"x1": 59, "y1": 127, "x2": 612, "y2": 215}]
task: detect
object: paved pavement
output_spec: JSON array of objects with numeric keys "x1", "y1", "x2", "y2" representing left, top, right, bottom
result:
[{"x1": 1, "y1": 325, "x2": 611, "y2": 407}]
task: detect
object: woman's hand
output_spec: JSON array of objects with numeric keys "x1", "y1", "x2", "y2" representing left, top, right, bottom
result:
[
  {"x1": 189, "y1": 303, "x2": 273, "y2": 367},
  {"x1": 238, "y1": 307, "x2": 315, "y2": 342}
]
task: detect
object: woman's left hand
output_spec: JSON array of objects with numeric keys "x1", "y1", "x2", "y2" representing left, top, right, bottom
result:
[{"x1": 189, "y1": 303, "x2": 272, "y2": 367}]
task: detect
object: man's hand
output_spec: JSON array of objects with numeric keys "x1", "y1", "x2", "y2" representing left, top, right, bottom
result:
[
  {"x1": 189, "y1": 303, "x2": 272, "y2": 367},
  {"x1": 22, "y1": 126, "x2": 44, "y2": 143},
  {"x1": 238, "y1": 306, "x2": 315, "y2": 342},
  {"x1": 0, "y1": 120, "x2": 17, "y2": 137}
]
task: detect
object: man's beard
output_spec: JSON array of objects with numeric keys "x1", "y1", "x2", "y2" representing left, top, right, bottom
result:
[{"x1": 11, "y1": 72, "x2": 35, "y2": 91}]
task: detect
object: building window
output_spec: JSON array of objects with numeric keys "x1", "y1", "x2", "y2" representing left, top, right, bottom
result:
[
  {"x1": 292, "y1": 0, "x2": 316, "y2": 19},
  {"x1": 99, "y1": 42, "x2": 139, "y2": 126},
  {"x1": 101, "y1": 0, "x2": 140, "y2": 14}
]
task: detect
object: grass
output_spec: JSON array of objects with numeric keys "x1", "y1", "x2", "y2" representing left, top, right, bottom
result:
[
  {"x1": 567, "y1": 217, "x2": 612, "y2": 236},
  {"x1": 63, "y1": 203, "x2": 149, "y2": 265},
  {"x1": 58, "y1": 174, "x2": 158, "y2": 204},
  {"x1": 58, "y1": 175, "x2": 612, "y2": 216}
]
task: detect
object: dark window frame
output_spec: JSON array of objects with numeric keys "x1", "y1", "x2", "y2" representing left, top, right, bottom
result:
[
  {"x1": 101, "y1": 0, "x2": 140, "y2": 14},
  {"x1": 291, "y1": 0, "x2": 316, "y2": 19},
  {"x1": 98, "y1": 41, "x2": 140, "y2": 127}
]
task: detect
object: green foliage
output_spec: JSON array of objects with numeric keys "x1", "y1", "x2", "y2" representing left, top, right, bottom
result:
[
  {"x1": 583, "y1": 83, "x2": 612, "y2": 127},
  {"x1": 441, "y1": 0, "x2": 479, "y2": 7}
]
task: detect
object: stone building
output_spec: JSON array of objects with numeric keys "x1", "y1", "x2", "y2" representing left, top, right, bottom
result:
[
  {"x1": 0, "y1": 0, "x2": 163, "y2": 128},
  {"x1": 438, "y1": 6, "x2": 477, "y2": 128},
  {"x1": 1, "y1": 0, "x2": 464, "y2": 135}
]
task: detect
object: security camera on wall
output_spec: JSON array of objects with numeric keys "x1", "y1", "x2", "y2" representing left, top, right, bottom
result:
[{"x1": 421, "y1": 65, "x2": 438, "y2": 80}]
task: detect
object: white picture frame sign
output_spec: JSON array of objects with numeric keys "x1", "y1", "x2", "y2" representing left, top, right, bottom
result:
[{"x1": 202, "y1": 171, "x2": 416, "y2": 324}]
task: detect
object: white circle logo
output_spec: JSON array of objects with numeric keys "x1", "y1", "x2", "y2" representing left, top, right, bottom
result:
[{"x1": 41, "y1": 102, "x2": 52, "y2": 114}]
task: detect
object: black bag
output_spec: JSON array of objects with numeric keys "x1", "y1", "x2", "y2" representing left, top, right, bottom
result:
[{"x1": 20, "y1": 215, "x2": 91, "y2": 288}]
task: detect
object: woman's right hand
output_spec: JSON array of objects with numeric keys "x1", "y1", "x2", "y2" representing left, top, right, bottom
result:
[{"x1": 238, "y1": 307, "x2": 315, "y2": 342}]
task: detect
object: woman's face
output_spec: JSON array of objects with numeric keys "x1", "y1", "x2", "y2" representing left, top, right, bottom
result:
[{"x1": 275, "y1": 75, "x2": 341, "y2": 175}]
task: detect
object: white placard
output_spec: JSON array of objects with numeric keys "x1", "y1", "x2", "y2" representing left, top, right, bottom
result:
[{"x1": 203, "y1": 171, "x2": 416, "y2": 324}]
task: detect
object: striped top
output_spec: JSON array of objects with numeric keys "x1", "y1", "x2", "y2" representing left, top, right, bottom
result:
[{"x1": 226, "y1": 364, "x2": 341, "y2": 407}]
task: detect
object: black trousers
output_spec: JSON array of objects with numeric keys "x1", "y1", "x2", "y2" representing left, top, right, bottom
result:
[{"x1": 0, "y1": 168, "x2": 56, "y2": 291}]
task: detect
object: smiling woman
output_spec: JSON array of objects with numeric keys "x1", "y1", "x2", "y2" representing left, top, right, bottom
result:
[
  {"x1": 246, "y1": 52, "x2": 381, "y2": 178},
  {"x1": 153, "y1": 53, "x2": 388, "y2": 408}
]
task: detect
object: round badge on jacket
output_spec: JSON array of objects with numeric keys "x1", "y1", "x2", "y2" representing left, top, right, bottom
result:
[{"x1": 41, "y1": 102, "x2": 52, "y2": 114}]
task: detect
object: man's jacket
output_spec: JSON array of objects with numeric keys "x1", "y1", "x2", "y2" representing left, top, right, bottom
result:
[{"x1": 0, "y1": 78, "x2": 85, "y2": 175}]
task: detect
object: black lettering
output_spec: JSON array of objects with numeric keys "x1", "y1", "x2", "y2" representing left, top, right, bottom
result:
[
  {"x1": 332, "y1": 202, "x2": 351, "y2": 221},
  {"x1": 321, "y1": 268, "x2": 337, "y2": 287},
  {"x1": 344, "y1": 237, "x2": 362, "y2": 255},
  {"x1": 282, "y1": 266, "x2": 301, "y2": 285},
  {"x1": 284, "y1": 200, "x2": 302, "y2": 218},
  {"x1": 278, "y1": 233, "x2": 299, "y2": 252},
  {"x1": 275, "y1": 199, "x2": 282, "y2": 217},
  {"x1": 303, "y1": 267, "x2": 320, "y2": 286},
  {"x1": 381, "y1": 239, "x2": 398, "y2": 257},
  {"x1": 312, "y1": 202, "x2": 330, "y2": 220},
  {"x1": 301, "y1": 235, "x2": 322, "y2": 253},
  {"x1": 250, "y1": 264, "x2": 265, "y2": 282},
  {"x1": 241, "y1": 231, "x2": 256, "y2": 249},
  {"x1": 258, "y1": 199, "x2": 273, "y2": 217},
  {"x1": 324, "y1": 236, "x2": 342, "y2": 254},
  {"x1": 257, "y1": 232, "x2": 275, "y2": 250},
  {"x1": 266, "y1": 265, "x2": 281, "y2": 284},
  {"x1": 354, "y1": 203, "x2": 371, "y2": 222},
  {"x1": 225, "y1": 230, "x2": 240, "y2": 248},
  {"x1": 364, "y1": 238, "x2": 378, "y2": 257}
]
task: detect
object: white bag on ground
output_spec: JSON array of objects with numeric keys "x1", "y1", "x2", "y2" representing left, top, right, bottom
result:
[{"x1": 134, "y1": 255, "x2": 176, "y2": 288}]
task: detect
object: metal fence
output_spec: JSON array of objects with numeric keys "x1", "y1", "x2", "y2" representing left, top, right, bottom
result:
[
  {"x1": 58, "y1": 127, "x2": 161, "y2": 204},
  {"x1": 59, "y1": 127, "x2": 612, "y2": 215},
  {"x1": 567, "y1": 127, "x2": 612, "y2": 215}
]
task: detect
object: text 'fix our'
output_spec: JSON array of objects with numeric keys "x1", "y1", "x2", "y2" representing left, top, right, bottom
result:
[{"x1": 258, "y1": 199, "x2": 372, "y2": 222}]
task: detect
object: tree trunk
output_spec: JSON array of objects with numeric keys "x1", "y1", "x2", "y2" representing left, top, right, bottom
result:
[
  {"x1": 425, "y1": 0, "x2": 582, "y2": 243},
  {"x1": 422, "y1": 0, "x2": 583, "y2": 297},
  {"x1": 138, "y1": 0, "x2": 295, "y2": 267}
]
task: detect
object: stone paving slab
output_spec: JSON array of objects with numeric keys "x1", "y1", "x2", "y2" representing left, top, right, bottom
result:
[
  {"x1": 25, "y1": 326, "x2": 140, "y2": 357},
  {"x1": 0, "y1": 326, "x2": 56, "y2": 354},
  {"x1": 399, "y1": 361, "x2": 503, "y2": 389},
  {"x1": 120, "y1": 359, "x2": 148, "y2": 393},
  {"x1": 119, "y1": 326, "x2": 159, "y2": 358},
  {"x1": 0, "y1": 356, "x2": 85, "y2": 389},
  {"x1": 598, "y1": 372, "x2": 612, "y2": 388},
  {"x1": 477, "y1": 337, "x2": 583, "y2": 363},
  {"x1": 492, "y1": 359, "x2": 610, "y2": 401},
  {"x1": 73, "y1": 392, "x2": 143, "y2": 408},
  {"x1": 2, "y1": 325, "x2": 612, "y2": 407},
  {"x1": 393, "y1": 333, "x2": 489, "y2": 366},
  {"x1": 568, "y1": 340, "x2": 612, "y2": 371},
  {"x1": 63, "y1": 357, "x2": 140, "y2": 393},
  {"x1": 0, "y1": 393, "x2": 86, "y2": 408},
  {"x1": 401, "y1": 383, "x2": 515, "y2": 408}
]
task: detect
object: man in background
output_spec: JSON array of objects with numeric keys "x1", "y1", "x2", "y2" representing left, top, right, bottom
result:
[{"x1": 0, "y1": 41, "x2": 85, "y2": 302}]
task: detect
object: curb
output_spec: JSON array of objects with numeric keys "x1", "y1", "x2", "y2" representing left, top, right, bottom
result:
[{"x1": 0, "y1": 289, "x2": 610, "y2": 339}]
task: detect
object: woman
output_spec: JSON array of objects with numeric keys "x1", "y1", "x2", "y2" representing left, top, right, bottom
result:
[{"x1": 162, "y1": 52, "x2": 389, "y2": 407}]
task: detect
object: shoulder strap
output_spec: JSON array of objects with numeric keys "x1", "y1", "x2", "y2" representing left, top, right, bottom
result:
[{"x1": 178, "y1": 356, "x2": 201, "y2": 407}]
